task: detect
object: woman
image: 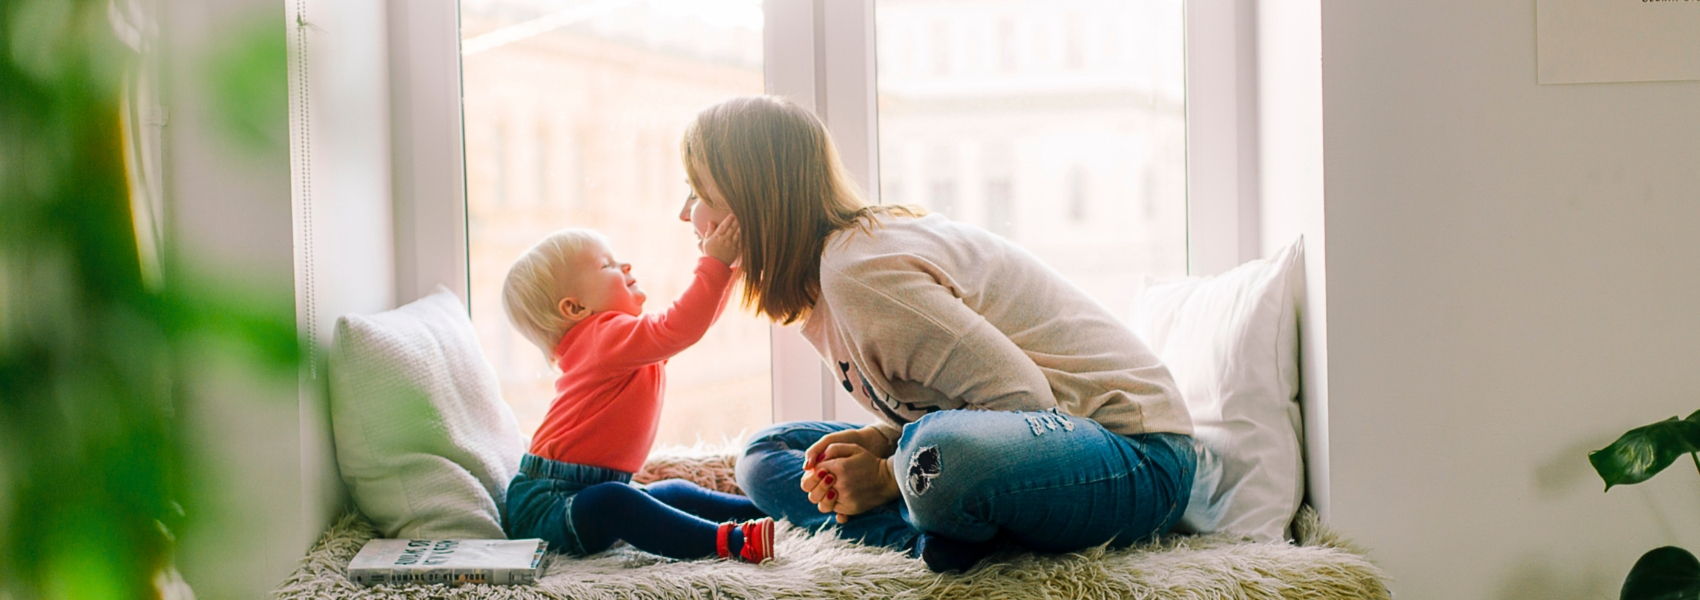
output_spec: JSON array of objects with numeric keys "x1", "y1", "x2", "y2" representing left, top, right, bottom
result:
[{"x1": 676, "y1": 95, "x2": 1196, "y2": 572}]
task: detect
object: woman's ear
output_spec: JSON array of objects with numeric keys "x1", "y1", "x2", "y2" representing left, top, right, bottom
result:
[{"x1": 557, "y1": 297, "x2": 591, "y2": 321}]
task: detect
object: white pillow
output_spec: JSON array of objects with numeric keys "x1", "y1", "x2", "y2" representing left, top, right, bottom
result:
[
  {"x1": 1129, "y1": 238, "x2": 1304, "y2": 542},
  {"x1": 328, "y1": 286, "x2": 525, "y2": 539}
]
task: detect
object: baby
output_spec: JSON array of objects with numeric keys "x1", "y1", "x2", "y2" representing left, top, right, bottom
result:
[{"x1": 499, "y1": 219, "x2": 774, "y2": 563}]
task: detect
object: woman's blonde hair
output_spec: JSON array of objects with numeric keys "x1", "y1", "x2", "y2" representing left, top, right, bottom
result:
[
  {"x1": 501, "y1": 228, "x2": 606, "y2": 360},
  {"x1": 681, "y1": 95, "x2": 918, "y2": 324}
]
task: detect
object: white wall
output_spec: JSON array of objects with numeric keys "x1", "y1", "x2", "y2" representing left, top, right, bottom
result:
[
  {"x1": 286, "y1": 0, "x2": 398, "y2": 574},
  {"x1": 1314, "y1": 2, "x2": 1700, "y2": 597},
  {"x1": 289, "y1": 0, "x2": 397, "y2": 342},
  {"x1": 159, "y1": 0, "x2": 399, "y2": 594},
  {"x1": 157, "y1": 1, "x2": 329, "y2": 596}
]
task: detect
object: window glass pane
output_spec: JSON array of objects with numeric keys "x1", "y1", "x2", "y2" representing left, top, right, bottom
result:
[
  {"x1": 876, "y1": 0, "x2": 1187, "y2": 313},
  {"x1": 461, "y1": 0, "x2": 769, "y2": 447}
]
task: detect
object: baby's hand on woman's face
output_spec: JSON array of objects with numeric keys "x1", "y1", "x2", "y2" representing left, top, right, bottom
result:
[{"x1": 701, "y1": 216, "x2": 741, "y2": 266}]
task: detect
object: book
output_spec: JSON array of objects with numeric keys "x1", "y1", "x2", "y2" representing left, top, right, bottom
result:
[{"x1": 346, "y1": 538, "x2": 548, "y2": 586}]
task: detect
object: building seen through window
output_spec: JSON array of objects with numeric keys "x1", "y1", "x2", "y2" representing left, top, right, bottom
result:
[{"x1": 877, "y1": 0, "x2": 1187, "y2": 313}]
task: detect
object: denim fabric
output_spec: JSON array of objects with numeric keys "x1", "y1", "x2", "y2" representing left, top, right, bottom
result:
[
  {"x1": 736, "y1": 410, "x2": 1195, "y2": 555},
  {"x1": 735, "y1": 421, "x2": 922, "y2": 550},
  {"x1": 503, "y1": 454, "x2": 634, "y2": 556}
]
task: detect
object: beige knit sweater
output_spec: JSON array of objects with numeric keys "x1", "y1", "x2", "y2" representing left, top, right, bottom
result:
[{"x1": 799, "y1": 213, "x2": 1193, "y2": 445}]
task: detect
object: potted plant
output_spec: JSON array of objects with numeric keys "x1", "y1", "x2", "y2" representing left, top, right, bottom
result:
[
  {"x1": 0, "y1": 0, "x2": 297, "y2": 597},
  {"x1": 1589, "y1": 410, "x2": 1700, "y2": 600}
]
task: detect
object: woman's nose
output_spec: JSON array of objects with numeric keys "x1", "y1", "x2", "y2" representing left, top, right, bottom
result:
[
  {"x1": 620, "y1": 263, "x2": 632, "y2": 274},
  {"x1": 678, "y1": 200, "x2": 692, "y2": 222}
]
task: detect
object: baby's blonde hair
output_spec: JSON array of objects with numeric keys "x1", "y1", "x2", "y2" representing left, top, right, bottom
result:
[{"x1": 502, "y1": 228, "x2": 606, "y2": 361}]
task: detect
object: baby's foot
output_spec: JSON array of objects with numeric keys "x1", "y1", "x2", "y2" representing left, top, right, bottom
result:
[
  {"x1": 738, "y1": 518, "x2": 775, "y2": 564},
  {"x1": 715, "y1": 517, "x2": 776, "y2": 564}
]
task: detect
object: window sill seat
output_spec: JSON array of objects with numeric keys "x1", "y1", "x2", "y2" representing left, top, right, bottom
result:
[{"x1": 276, "y1": 448, "x2": 1388, "y2": 600}]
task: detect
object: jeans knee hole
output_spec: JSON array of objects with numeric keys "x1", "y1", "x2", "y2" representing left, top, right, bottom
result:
[{"x1": 906, "y1": 446, "x2": 942, "y2": 496}]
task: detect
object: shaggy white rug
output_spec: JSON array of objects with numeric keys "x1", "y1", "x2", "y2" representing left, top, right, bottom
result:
[{"x1": 276, "y1": 447, "x2": 1389, "y2": 600}]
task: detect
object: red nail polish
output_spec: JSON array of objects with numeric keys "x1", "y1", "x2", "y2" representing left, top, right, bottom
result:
[{"x1": 827, "y1": 489, "x2": 837, "y2": 500}]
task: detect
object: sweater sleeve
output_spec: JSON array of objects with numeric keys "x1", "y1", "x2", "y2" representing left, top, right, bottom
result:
[
  {"x1": 591, "y1": 257, "x2": 734, "y2": 369},
  {"x1": 868, "y1": 421, "x2": 904, "y2": 450},
  {"x1": 824, "y1": 253, "x2": 1058, "y2": 414}
]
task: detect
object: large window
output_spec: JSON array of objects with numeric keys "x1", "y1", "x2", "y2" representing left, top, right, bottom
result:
[
  {"x1": 460, "y1": 0, "x2": 770, "y2": 447},
  {"x1": 453, "y1": 0, "x2": 1195, "y2": 442},
  {"x1": 875, "y1": 0, "x2": 1188, "y2": 310}
]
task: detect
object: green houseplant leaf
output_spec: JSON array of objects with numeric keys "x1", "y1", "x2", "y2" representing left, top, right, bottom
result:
[
  {"x1": 1621, "y1": 546, "x2": 1700, "y2": 600},
  {"x1": 1, "y1": 0, "x2": 300, "y2": 596},
  {"x1": 1589, "y1": 411, "x2": 1700, "y2": 491}
]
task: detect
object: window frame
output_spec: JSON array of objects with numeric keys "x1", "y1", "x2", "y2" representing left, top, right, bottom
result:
[
  {"x1": 389, "y1": 0, "x2": 1254, "y2": 427},
  {"x1": 388, "y1": 0, "x2": 471, "y2": 306}
]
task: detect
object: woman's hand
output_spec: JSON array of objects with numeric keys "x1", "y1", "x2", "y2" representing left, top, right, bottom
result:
[
  {"x1": 700, "y1": 216, "x2": 741, "y2": 266},
  {"x1": 805, "y1": 443, "x2": 900, "y2": 522},
  {"x1": 802, "y1": 425, "x2": 893, "y2": 470},
  {"x1": 799, "y1": 428, "x2": 869, "y2": 508},
  {"x1": 800, "y1": 426, "x2": 901, "y2": 522}
]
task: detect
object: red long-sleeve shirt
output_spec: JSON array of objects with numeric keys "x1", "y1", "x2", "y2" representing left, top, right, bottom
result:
[{"x1": 529, "y1": 257, "x2": 734, "y2": 472}]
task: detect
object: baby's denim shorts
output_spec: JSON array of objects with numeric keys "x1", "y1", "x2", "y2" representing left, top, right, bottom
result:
[{"x1": 504, "y1": 453, "x2": 634, "y2": 556}]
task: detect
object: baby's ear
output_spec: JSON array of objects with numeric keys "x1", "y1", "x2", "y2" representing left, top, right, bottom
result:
[{"x1": 557, "y1": 297, "x2": 591, "y2": 321}]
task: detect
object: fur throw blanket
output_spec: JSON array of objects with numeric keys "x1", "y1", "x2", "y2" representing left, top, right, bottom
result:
[{"x1": 275, "y1": 446, "x2": 1389, "y2": 599}]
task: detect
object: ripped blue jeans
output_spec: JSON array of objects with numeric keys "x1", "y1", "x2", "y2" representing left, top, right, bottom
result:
[{"x1": 735, "y1": 409, "x2": 1195, "y2": 554}]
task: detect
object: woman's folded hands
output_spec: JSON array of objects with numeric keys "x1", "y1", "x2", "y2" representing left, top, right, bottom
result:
[{"x1": 801, "y1": 425, "x2": 901, "y2": 523}]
